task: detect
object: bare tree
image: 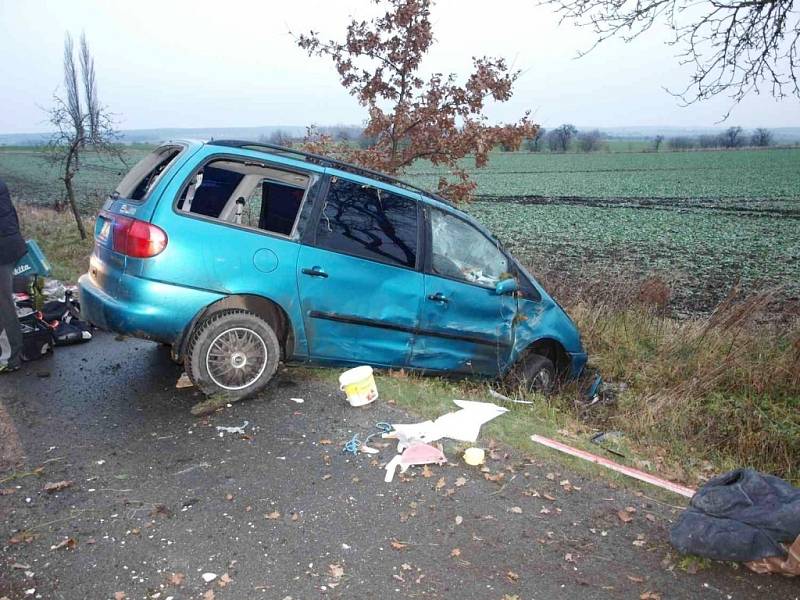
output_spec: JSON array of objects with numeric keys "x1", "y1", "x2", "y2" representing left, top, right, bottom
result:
[
  {"x1": 699, "y1": 134, "x2": 721, "y2": 148},
  {"x1": 525, "y1": 127, "x2": 546, "y2": 151},
  {"x1": 540, "y1": 0, "x2": 800, "y2": 116},
  {"x1": 751, "y1": 127, "x2": 773, "y2": 146},
  {"x1": 547, "y1": 124, "x2": 577, "y2": 152},
  {"x1": 261, "y1": 129, "x2": 291, "y2": 146},
  {"x1": 668, "y1": 136, "x2": 695, "y2": 150},
  {"x1": 653, "y1": 135, "x2": 664, "y2": 152},
  {"x1": 47, "y1": 32, "x2": 119, "y2": 239},
  {"x1": 577, "y1": 129, "x2": 603, "y2": 152},
  {"x1": 720, "y1": 126, "x2": 745, "y2": 148}
]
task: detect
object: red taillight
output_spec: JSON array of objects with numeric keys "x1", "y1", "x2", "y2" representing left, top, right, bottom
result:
[{"x1": 111, "y1": 215, "x2": 168, "y2": 258}]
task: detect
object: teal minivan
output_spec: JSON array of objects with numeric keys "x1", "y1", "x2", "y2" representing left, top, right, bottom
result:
[{"x1": 79, "y1": 140, "x2": 587, "y2": 399}]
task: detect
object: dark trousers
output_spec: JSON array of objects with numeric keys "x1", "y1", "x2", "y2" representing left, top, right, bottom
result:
[{"x1": 0, "y1": 261, "x2": 22, "y2": 367}]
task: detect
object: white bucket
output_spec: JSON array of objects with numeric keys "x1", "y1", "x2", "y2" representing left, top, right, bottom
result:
[{"x1": 339, "y1": 365, "x2": 378, "y2": 407}]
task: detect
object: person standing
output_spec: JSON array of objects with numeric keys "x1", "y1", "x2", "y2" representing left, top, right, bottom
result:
[{"x1": 0, "y1": 178, "x2": 26, "y2": 373}]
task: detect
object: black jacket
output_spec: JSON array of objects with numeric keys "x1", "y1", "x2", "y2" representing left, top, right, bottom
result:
[{"x1": 0, "y1": 178, "x2": 26, "y2": 266}]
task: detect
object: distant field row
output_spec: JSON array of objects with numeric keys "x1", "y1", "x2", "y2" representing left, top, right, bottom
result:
[{"x1": 404, "y1": 148, "x2": 800, "y2": 201}]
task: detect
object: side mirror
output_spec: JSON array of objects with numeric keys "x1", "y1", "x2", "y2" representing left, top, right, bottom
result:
[{"x1": 494, "y1": 278, "x2": 518, "y2": 295}]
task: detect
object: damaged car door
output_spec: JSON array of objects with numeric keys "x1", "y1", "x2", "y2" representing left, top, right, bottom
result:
[
  {"x1": 298, "y1": 175, "x2": 423, "y2": 366},
  {"x1": 409, "y1": 206, "x2": 516, "y2": 375}
]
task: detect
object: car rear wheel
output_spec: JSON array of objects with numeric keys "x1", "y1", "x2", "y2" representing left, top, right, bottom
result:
[
  {"x1": 509, "y1": 353, "x2": 556, "y2": 395},
  {"x1": 185, "y1": 309, "x2": 280, "y2": 400}
]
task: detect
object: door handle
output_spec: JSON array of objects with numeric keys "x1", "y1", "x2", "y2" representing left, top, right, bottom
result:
[
  {"x1": 427, "y1": 292, "x2": 448, "y2": 303},
  {"x1": 301, "y1": 266, "x2": 328, "y2": 278}
]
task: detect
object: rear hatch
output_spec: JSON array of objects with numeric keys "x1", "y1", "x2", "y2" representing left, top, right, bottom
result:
[{"x1": 88, "y1": 143, "x2": 198, "y2": 293}]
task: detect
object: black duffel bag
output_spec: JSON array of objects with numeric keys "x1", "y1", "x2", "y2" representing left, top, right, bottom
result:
[{"x1": 19, "y1": 312, "x2": 55, "y2": 362}]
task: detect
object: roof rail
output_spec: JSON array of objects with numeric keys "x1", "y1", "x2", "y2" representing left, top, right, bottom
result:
[{"x1": 208, "y1": 139, "x2": 453, "y2": 207}]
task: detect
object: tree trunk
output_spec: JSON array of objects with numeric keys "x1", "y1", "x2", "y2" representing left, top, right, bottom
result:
[
  {"x1": 65, "y1": 175, "x2": 86, "y2": 240},
  {"x1": 63, "y1": 145, "x2": 86, "y2": 240}
]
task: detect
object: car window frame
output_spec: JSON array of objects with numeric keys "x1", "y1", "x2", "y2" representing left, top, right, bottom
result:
[
  {"x1": 115, "y1": 142, "x2": 188, "y2": 203},
  {"x1": 421, "y1": 203, "x2": 517, "y2": 291},
  {"x1": 307, "y1": 173, "x2": 424, "y2": 272},
  {"x1": 170, "y1": 152, "x2": 321, "y2": 242}
]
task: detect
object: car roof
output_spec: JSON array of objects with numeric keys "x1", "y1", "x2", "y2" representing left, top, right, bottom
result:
[{"x1": 207, "y1": 139, "x2": 457, "y2": 208}]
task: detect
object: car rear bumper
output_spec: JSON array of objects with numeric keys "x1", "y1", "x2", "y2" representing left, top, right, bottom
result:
[{"x1": 79, "y1": 272, "x2": 224, "y2": 345}]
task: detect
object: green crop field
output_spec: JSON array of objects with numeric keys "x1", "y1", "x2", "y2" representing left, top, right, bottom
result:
[{"x1": 2, "y1": 145, "x2": 798, "y2": 311}]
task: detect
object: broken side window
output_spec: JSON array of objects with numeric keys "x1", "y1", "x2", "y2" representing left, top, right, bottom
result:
[
  {"x1": 115, "y1": 144, "x2": 184, "y2": 201},
  {"x1": 428, "y1": 208, "x2": 509, "y2": 287},
  {"x1": 175, "y1": 159, "x2": 312, "y2": 237},
  {"x1": 314, "y1": 177, "x2": 418, "y2": 268}
]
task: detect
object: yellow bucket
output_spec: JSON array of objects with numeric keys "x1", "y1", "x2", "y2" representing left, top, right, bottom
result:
[{"x1": 339, "y1": 365, "x2": 378, "y2": 407}]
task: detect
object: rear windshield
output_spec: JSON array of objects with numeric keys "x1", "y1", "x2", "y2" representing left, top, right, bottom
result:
[{"x1": 114, "y1": 144, "x2": 184, "y2": 201}]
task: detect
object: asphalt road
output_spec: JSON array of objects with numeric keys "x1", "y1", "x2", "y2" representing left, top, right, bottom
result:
[{"x1": 1, "y1": 333, "x2": 797, "y2": 599}]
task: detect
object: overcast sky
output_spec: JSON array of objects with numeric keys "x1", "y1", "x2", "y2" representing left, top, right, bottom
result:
[{"x1": 1, "y1": 0, "x2": 798, "y2": 134}]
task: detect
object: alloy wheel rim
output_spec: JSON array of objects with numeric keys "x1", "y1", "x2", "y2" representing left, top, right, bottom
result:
[{"x1": 205, "y1": 327, "x2": 268, "y2": 391}]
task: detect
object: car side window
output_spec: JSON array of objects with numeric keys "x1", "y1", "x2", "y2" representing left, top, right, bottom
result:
[
  {"x1": 315, "y1": 177, "x2": 418, "y2": 268},
  {"x1": 429, "y1": 208, "x2": 510, "y2": 287}
]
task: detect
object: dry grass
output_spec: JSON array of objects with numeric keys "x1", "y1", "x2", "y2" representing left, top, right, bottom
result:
[
  {"x1": 546, "y1": 273, "x2": 800, "y2": 484},
  {"x1": 16, "y1": 205, "x2": 94, "y2": 283}
]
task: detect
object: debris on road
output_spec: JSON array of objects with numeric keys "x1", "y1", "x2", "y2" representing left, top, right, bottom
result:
[
  {"x1": 385, "y1": 399, "x2": 508, "y2": 450},
  {"x1": 43, "y1": 480, "x2": 73, "y2": 493},
  {"x1": 488, "y1": 388, "x2": 533, "y2": 405},
  {"x1": 463, "y1": 447, "x2": 485, "y2": 466},
  {"x1": 530, "y1": 434, "x2": 696, "y2": 498},
  {"x1": 339, "y1": 365, "x2": 378, "y2": 406},
  {"x1": 201, "y1": 573, "x2": 218, "y2": 583},
  {"x1": 385, "y1": 442, "x2": 446, "y2": 482},
  {"x1": 670, "y1": 468, "x2": 800, "y2": 573},
  {"x1": 215, "y1": 421, "x2": 249, "y2": 436},
  {"x1": 289, "y1": 397, "x2": 304, "y2": 403},
  {"x1": 342, "y1": 422, "x2": 393, "y2": 456},
  {"x1": 175, "y1": 372, "x2": 193, "y2": 388}
]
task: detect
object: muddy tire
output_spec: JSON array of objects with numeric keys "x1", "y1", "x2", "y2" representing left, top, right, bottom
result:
[
  {"x1": 185, "y1": 309, "x2": 280, "y2": 401},
  {"x1": 509, "y1": 353, "x2": 556, "y2": 395}
]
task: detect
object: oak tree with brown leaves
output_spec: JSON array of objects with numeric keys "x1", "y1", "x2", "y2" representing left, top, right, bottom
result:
[{"x1": 296, "y1": 0, "x2": 537, "y2": 203}]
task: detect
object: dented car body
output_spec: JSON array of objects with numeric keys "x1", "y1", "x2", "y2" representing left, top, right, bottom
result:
[{"x1": 79, "y1": 140, "x2": 587, "y2": 398}]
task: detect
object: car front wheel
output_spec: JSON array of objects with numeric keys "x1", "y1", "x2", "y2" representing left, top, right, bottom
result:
[
  {"x1": 185, "y1": 309, "x2": 280, "y2": 400},
  {"x1": 508, "y1": 353, "x2": 556, "y2": 395}
]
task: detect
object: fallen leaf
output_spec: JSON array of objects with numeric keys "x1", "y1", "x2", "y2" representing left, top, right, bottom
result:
[
  {"x1": 640, "y1": 593, "x2": 661, "y2": 600},
  {"x1": 319, "y1": 439, "x2": 333, "y2": 445},
  {"x1": 632, "y1": 539, "x2": 646, "y2": 547},
  {"x1": 454, "y1": 477, "x2": 467, "y2": 487},
  {"x1": 645, "y1": 514, "x2": 656, "y2": 522},
  {"x1": 540, "y1": 507, "x2": 552, "y2": 515},
  {"x1": 9, "y1": 531, "x2": 36, "y2": 544},
  {"x1": 435, "y1": 477, "x2": 446, "y2": 490},
  {"x1": 506, "y1": 571, "x2": 519, "y2": 582},
  {"x1": 545, "y1": 472, "x2": 555, "y2": 480},
  {"x1": 114, "y1": 592, "x2": 126, "y2": 600},
  {"x1": 627, "y1": 575, "x2": 645, "y2": 583},
  {"x1": 43, "y1": 480, "x2": 73, "y2": 493},
  {"x1": 328, "y1": 564, "x2": 344, "y2": 579},
  {"x1": 322, "y1": 474, "x2": 332, "y2": 480},
  {"x1": 225, "y1": 493, "x2": 234, "y2": 501},
  {"x1": 401, "y1": 563, "x2": 412, "y2": 571},
  {"x1": 421, "y1": 465, "x2": 433, "y2": 478},
  {"x1": 129, "y1": 528, "x2": 140, "y2": 536},
  {"x1": 483, "y1": 472, "x2": 504, "y2": 482},
  {"x1": 218, "y1": 573, "x2": 232, "y2": 587},
  {"x1": 392, "y1": 573, "x2": 405, "y2": 582},
  {"x1": 390, "y1": 539, "x2": 408, "y2": 550},
  {"x1": 203, "y1": 590, "x2": 215, "y2": 600},
  {"x1": 509, "y1": 506, "x2": 522, "y2": 514},
  {"x1": 0, "y1": 488, "x2": 16, "y2": 496},
  {"x1": 625, "y1": 506, "x2": 637, "y2": 513},
  {"x1": 564, "y1": 553, "x2": 575, "y2": 562},
  {"x1": 291, "y1": 512, "x2": 300, "y2": 521},
  {"x1": 51, "y1": 537, "x2": 76, "y2": 551},
  {"x1": 543, "y1": 493, "x2": 556, "y2": 501},
  {"x1": 450, "y1": 548, "x2": 461, "y2": 557},
  {"x1": 618, "y1": 510, "x2": 634, "y2": 523},
  {"x1": 265, "y1": 511, "x2": 281, "y2": 520},
  {"x1": 167, "y1": 572, "x2": 185, "y2": 586}
]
